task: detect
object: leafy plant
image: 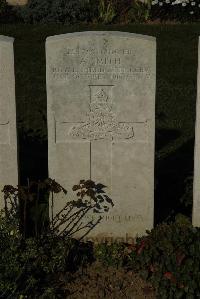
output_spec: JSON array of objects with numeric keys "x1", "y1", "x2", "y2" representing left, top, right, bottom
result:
[
  {"x1": 126, "y1": 0, "x2": 151, "y2": 23},
  {"x1": 125, "y1": 218, "x2": 200, "y2": 298},
  {"x1": 2, "y1": 178, "x2": 114, "y2": 240},
  {"x1": 1, "y1": 179, "x2": 199, "y2": 298},
  {"x1": 100, "y1": 0, "x2": 152, "y2": 24},
  {"x1": 179, "y1": 174, "x2": 193, "y2": 208},
  {"x1": 0, "y1": 209, "x2": 93, "y2": 298},
  {"x1": 0, "y1": 0, "x2": 6, "y2": 14},
  {"x1": 0, "y1": 178, "x2": 108, "y2": 297},
  {"x1": 98, "y1": 0, "x2": 116, "y2": 23},
  {"x1": 150, "y1": 0, "x2": 200, "y2": 22},
  {"x1": 13, "y1": 0, "x2": 99, "y2": 24},
  {"x1": 94, "y1": 242, "x2": 127, "y2": 268},
  {"x1": 93, "y1": 216, "x2": 200, "y2": 297},
  {"x1": 51, "y1": 179, "x2": 114, "y2": 240},
  {"x1": 2, "y1": 179, "x2": 60, "y2": 238}
]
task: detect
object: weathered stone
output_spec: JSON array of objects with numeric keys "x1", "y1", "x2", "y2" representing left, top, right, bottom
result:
[
  {"x1": 0, "y1": 36, "x2": 18, "y2": 208},
  {"x1": 193, "y1": 37, "x2": 200, "y2": 227},
  {"x1": 46, "y1": 31, "x2": 156, "y2": 242}
]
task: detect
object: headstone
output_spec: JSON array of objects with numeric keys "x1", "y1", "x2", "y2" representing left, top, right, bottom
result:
[
  {"x1": 46, "y1": 31, "x2": 156, "y2": 242},
  {"x1": 6, "y1": 0, "x2": 28, "y2": 6},
  {"x1": 0, "y1": 36, "x2": 18, "y2": 208},
  {"x1": 193, "y1": 37, "x2": 200, "y2": 227}
]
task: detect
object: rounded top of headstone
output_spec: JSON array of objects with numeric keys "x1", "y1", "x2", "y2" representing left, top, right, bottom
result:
[
  {"x1": 0, "y1": 35, "x2": 14, "y2": 43},
  {"x1": 46, "y1": 31, "x2": 156, "y2": 43}
]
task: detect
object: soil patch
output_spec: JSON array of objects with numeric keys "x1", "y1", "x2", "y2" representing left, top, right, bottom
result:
[{"x1": 62, "y1": 261, "x2": 156, "y2": 299}]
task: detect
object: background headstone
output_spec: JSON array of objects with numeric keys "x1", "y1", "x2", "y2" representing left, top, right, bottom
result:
[
  {"x1": 46, "y1": 31, "x2": 156, "y2": 242},
  {"x1": 6, "y1": 0, "x2": 28, "y2": 5},
  {"x1": 0, "y1": 36, "x2": 18, "y2": 208},
  {"x1": 193, "y1": 37, "x2": 200, "y2": 227}
]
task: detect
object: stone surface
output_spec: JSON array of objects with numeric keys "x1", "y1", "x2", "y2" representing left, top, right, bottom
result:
[
  {"x1": 46, "y1": 31, "x2": 156, "y2": 242},
  {"x1": 0, "y1": 36, "x2": 18, "y2": 208},
  {"x1": 193, "y1": 37, "x2": 200, "y2": 227}
]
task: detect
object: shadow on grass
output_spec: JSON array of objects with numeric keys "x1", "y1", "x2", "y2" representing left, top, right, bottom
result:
[
  {"x1": 18, "y1": 131, "x2": 195, "y2": 232},
  {"x1": 154, "y1": 137, "x2": 194, "y2": 225},
  {"x1": 156, "y1": 128, "x2": 182, "y2": 151},
  {"x1": 18, "y1": 133, "x2": 48, "y2": 185}
]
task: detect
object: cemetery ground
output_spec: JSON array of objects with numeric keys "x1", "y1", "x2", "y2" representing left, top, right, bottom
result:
[
  {"x1": 1, "y1": 181, "x2": 198, "y2": 298},
  {"x1": 1, "y1": 24, "x2": 200, "y2": 297}
]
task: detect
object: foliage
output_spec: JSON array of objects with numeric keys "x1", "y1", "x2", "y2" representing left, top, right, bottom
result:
[
  {"x1": 94, "y1": 242, "x2": 127, "y2": 268},
  {"x1": 0, "y1": 0, "x2": 6, "y2": 14},
  {"x1": 0, "y1": 210, "x2": 93, "y2": 298},
  {"x1": 13, "y1": 0, "x2": 99, "y2": 24},
  {"x1": 0, "y1": 0, "x2": 16, "y2": 24},
  {"x1": 98, "y1": 0, "x2": 116, "y2": 24},
  {"x1": 97, "y1": 0, "x2": 151, "y2": 24},
  {"x1": 125, "y1": 218, "x2": 200, "y2": 298},
  {"x1": 12, "y1": 0, "x2": 152, "y2": 24},
  {"x1": 1, "y1": 3, "x2": 25, "y2": 24},
  {"x1": 3, "y1": 0, "x2": 200, "y2": 23},
  {"x1": 2, "y1": 179, "x2": 61, "y2": 238},
  {"x1": 2, "y1": 178, "x2": 114, "y2": 240},
  {"x1": 179, "y1": 174, "x2": 193, "y2": 208},
  {"x1": 51, "y1": 179, "x2": 114, "y2": 239},
  {"x1": 93, "y1": 216, "x2": 200, "y2": 297},
  {"x1": 111, "y1": 0, "x2": 133, "y2": 19},
  {"x1": 150, "y1": 0, "x2": 200, "y2": 22},
  {"x1": 1, "y1": 178, "x2": 199, "y2": 297},
  {"x1": 0, "y1": 211, "x2": 22, "y2": 298},
  {"x1": 126, "y1": 0, "x2": 151, "y2": 23},
  {"x1": 0, "y1": 178, "x2": 111, "y2": 297}
]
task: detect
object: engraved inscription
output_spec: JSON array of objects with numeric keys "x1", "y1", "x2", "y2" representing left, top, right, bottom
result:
[
  {"x1": 63, "y1": 46, "x2": 135, "y2": 56},
  {"x1": 95, "y1": 57, "x2": 121, "y2": 65},
  {"x1": 85, "y1": 214, "x2": 143, "y2": 223},
  {"x1": 47, "y1": 33, "x2": 155, "y2": 239},
  {"x1": 50, "y1": 42, "x2": 151, "y2": 81},
  {"x1": 69, "y1": 87, "x2": 134, "y2": 141},
  {"x1": 51, "y1": 66, "x2": 151, "y2": 81}
]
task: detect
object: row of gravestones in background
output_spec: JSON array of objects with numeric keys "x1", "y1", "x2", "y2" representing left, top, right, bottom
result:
[
  {"x1": 0, "y1": 31, "x2": 198, "y2": 243},
  {"x1": 6, "y1": 0, "x2": 28, "y2": 5},
  {"x1": 5, "y1": 0, "x2": 148, "y2": 6}
]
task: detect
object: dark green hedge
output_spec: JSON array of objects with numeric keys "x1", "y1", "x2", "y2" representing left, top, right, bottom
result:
[{"x1": 13, "y1": 0, "x2": 99, "y2": 24}]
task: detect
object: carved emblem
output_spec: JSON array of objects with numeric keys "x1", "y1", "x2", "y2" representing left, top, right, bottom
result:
[{"x1": 69, "y1": 87, "x2": 134, "y2": 141}]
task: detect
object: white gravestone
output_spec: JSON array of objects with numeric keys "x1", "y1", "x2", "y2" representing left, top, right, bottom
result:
[
  {"x1": 0, "y1": 36, "x2": 18, "y2": 208},
  {"x1": 46, "y1": 31, "x2": 156, "y2": 242},
  {"x1": 193, "y1": 37, "x2": 200, "y2": 227}
]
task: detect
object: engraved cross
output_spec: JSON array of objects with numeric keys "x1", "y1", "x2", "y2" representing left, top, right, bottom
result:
[{"x1": 55, "y1": 85, "x2": 148, "y2": 189}]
